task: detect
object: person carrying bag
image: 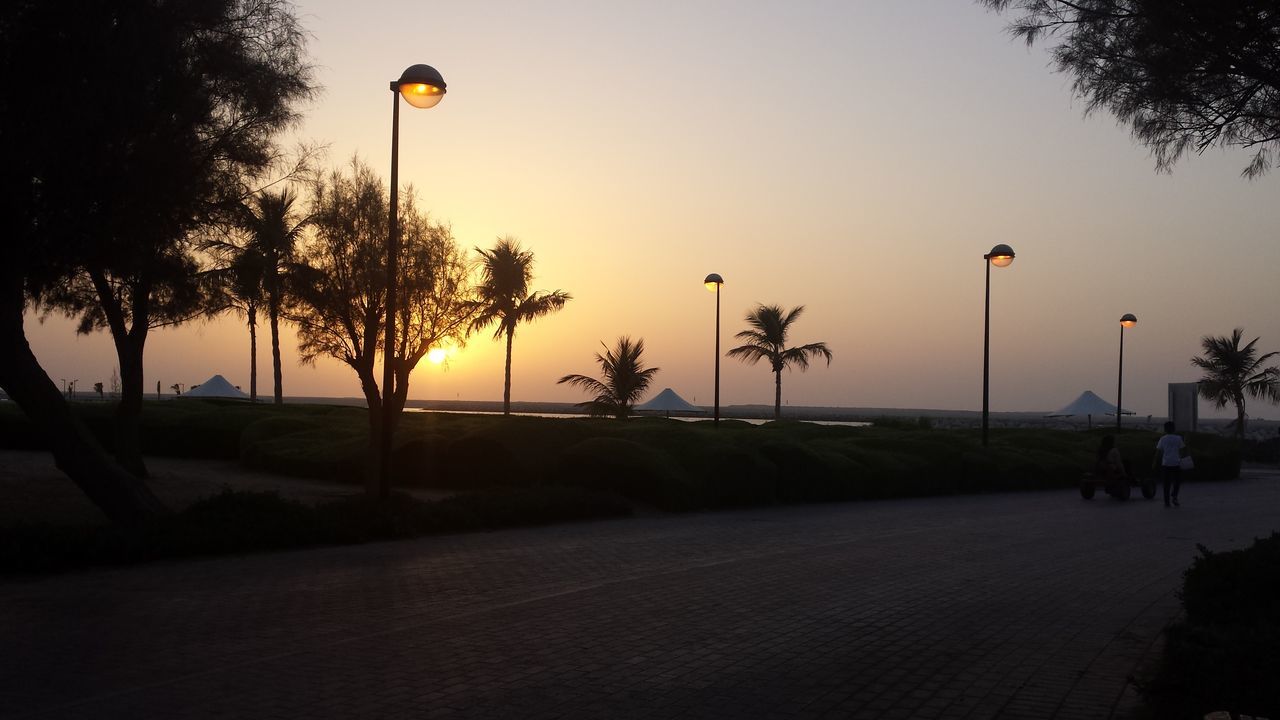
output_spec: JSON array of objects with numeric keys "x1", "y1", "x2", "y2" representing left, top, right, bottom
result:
[{"x1": 1154, "y1": 421, "x2": 1187, "y2": 507}]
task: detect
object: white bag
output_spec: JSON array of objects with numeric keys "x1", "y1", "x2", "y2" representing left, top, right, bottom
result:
[{"x1": 1179, "y1": 456, "x2": 1194, "y2": 471}]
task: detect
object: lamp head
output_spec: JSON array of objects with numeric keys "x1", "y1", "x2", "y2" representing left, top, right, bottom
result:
[
  {"x1": 704, "y1": 273, "x2": 724, "y2": 292},
  {"x1": 1120, "y1": 313, "x2": 1137, "y2": 328},
  {"x1": 985, "y1": 244, "x2": 1015, "y2": 268},
  {"x1": 393, "y1": 64, "x2": 447, "y2": 109}
]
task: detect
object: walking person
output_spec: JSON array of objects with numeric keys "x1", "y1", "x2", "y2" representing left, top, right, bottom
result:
[{"x1": 1154, "y1": 421, "x2": 1185, "y2": 507}]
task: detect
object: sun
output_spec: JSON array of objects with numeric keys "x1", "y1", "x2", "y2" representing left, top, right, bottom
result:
[{"x1": 427, "y1": 347, "x2": 448, "y2": 364}]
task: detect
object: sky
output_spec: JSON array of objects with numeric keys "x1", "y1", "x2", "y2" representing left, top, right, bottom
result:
[{"x1": 23, "y1": 1, "x2": 1280, "y2": 418}]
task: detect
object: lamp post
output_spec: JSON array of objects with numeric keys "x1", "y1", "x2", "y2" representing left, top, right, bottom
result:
[
  {"x1": 1116, "y1": 313, "x2": 1137, "y2": 431},
  {"x1": 982, "y1": 244, "x2": 1015, "y2": 447},
  {"x1": 379, "y1": 64, "x2": 446, "y2": 500},
  {"x1": 704, "y1": 273, "x2": 724, "y2": 427}
]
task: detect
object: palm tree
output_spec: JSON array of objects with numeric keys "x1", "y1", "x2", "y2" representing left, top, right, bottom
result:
[
  {"x1": 1191, "y1": 328, "x2": 1280, "y2": 438},
  {"x1": 201, "y1": 229, "x2": 267, "y2": 401},
  {"x1": 240, "y1": 188, "x2": 309, "y2": 405},
  {"x1": 474, "y1": 237, "x2": 571, "y2": 415},
  {"x1": 227, "y1": 249, "x2": 267, "y2": 401},
  {"x1": 557, "y1": 336, "x2": 659, "y2": 419},
  {"x1": 727, "y1": 304, "x2": 833, "y2": 421}
]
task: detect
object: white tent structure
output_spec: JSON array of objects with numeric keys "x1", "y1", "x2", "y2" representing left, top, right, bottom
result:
[
  {"x1": 1046, "y1": 390, "x2": 1131, "y2": 427},
  {"x1": 635, "y1": 388, "x2": 703, "y2": 416},
  {"x1": 183, "y1": 374, "x2": 250, "y2": 400}
]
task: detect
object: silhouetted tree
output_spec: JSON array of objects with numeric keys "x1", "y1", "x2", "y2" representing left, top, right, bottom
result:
[
  {"x1": 727, "y1": 304, "x2": 833, "y2": 421},
  {"x1": 0, "y1": 0, "x2": 315, "y2": 522},
  {"x1": 94, "y1": 382, "x2": 104, "y2": 399},
  {"x1": 43, "y1": 250, "x2": 221, "y2": 475},
  {"x1": 204, "y1": 188, "x2": 308, "y2": 403},
  {"x1": 557, "y1": 337, "x2": 659, "y2": 419},
  {"x1": 242, "y1": 188, "x2": 308, "y2": 405},
  {"x1": 474, "y1": 237, "x2": 571, "y2": 415},
  {"x1": 1191, "y1": 328, "x2": 1280, "y2": 438},
  {"x1": 289, "y1": 159, "x2": 479, "y2": 493},
  {"x1": 980, "y1": 0, "x2": 1280, "y2": 177},
  {"x1": 204, "y1": 246, "x2": 267, "y2": 401}
]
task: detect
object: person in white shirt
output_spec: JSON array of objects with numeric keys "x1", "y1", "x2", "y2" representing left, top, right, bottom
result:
[{"x1": 1154, "y1": 421, "x2": 1186, "y2": 507}]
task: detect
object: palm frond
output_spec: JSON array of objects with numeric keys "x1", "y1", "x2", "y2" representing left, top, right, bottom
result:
[
  {"x1": 726, "y1": 344, "x2": 772, "y2": 365},
  {"x1": 1191, "y1": 327, "x2": 1280, "y2": 435},
  {"x1": 557, "y1": 373, "x2": 609, "y2": 396},
  {"x1": 558, "y1": 336, "x2": 659, "y2": 418}
]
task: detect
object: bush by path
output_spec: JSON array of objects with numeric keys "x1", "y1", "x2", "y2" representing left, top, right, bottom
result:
[
  {"x1": 0, "y1": 401, "x2": 1244, "y2": 572},
  {"x1": 0, "y1": 485, "x2": 632, "y2": 574},
  {"x1": 0, "y1": 401, "x2": 1243, "y2": 510},
  {"x1": 1142, "y1": 533, "x2": 1280, "y2": 719}
]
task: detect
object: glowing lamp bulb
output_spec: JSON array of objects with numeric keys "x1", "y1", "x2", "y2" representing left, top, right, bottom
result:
[
  {"x1": 400, "y1": 82, "x2": 444, "y2": 109},
  {"x1": 394, "y1": 64, "x2": 447, "y2": 109},
  {"x1": 986, "y1": 244, "x2": 1015, "y2": 268},
  {"x1": 1120, "y1": 314, "x2": 1137, "y2": 328},
  {"x1": 704, "y1": 272, "x2": 724, "y2": 291}
]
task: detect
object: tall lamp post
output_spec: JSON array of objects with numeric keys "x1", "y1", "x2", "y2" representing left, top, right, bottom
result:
[
  {"x1": 982, "y1": 244, "x2": 1015, "y2": 447},
  {"x1": 1116, "y1": 313, "x2": 1137, "y2": 431},
  {"x1": 379, "y1": 64, "x2": 446, "y2": 500},
  {"x1": 704, "y1": 273, "x2": 724, "y2": 427}
]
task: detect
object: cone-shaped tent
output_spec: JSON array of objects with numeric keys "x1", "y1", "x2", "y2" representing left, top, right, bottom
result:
[
  {"x1": 1046, "y1": 390, "x2": 1131, "y2": 418},
  {"x1": 635, "y1": 388, "x2": 702, "y2": 415},
  {"x1": 183, "y1": 374, "x2": 250, "y2": 399}
]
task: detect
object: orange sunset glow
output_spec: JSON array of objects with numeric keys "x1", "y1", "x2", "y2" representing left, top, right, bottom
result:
[{"x1": 21, "y1": 1, "x2": 1280, "y2": 419}]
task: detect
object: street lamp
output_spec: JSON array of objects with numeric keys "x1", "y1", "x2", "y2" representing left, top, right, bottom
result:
[
  {"x1": 1116, "y1": 313, "x2": 1137, "y2": 431},
  {"x1": 982, "y1": 244, "x2": 1015, "y2": 447},
  {"x1": 704, "y1": 273, "x2": 724, "y2": 427},
  {"x1": 379, "y1": 64, "x2": 447, "y2": 500}
]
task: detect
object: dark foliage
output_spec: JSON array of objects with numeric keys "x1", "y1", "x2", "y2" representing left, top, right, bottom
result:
[
  {"x1": 0, "y1": 0, "x2": 315, "y2": 519},
  {"x1": 1143, "y1": 533, "x2": 1280, "y2": 719},
  {"x1": 1, "y1": 402, "x2": 1246, "y2": 516},
  {"x1": 981, "y1": 0, "x2": 1280, "y2": 177},
  {"x1": 1, "y1": 486, "x2": 632, "y2": 574}
]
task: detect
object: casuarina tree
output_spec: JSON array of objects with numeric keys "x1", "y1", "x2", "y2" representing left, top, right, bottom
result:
[
  {"x1": 728, "y1": 304, "x2": 833, "y2": 422},
  {"x1": 979, "y1": 0, "x2": 1280, "y2": 177},
  {"x1": 0, "y1": 0, "x2": 315, "y2": 521},
  {"x1": 474, "y1": 237, "x2": 571, "y2": 415},
  {"x1": 289, "y1": 158, "x2": 478, "y2": 494}
]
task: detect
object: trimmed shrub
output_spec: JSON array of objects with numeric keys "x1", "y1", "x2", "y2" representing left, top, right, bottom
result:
[
  {"x1": 1, "y1": 486, "x2": 633, "y2": 574},
  {"x1": 557, "y1": 437, "x2": 694, "y2": 510},
  {"x1": 1143, "y1": 534, "x2": 1280, "y2": 719}
]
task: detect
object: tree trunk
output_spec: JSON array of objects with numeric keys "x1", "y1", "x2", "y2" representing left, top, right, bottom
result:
[
  {"x1": 0, "y1": 276, "x2": 166, "y2": 524},
  {"x1": 774, "y1": 368, "x2": 782, "y2": 421},
  {"x1": 354, "y1": 360, "x2": 384, "y2": 497},
  {"x1": 247, "y1": 305, "x2": 258, "y2": 401},
  {"x1": 503, "y1": 325, "x2": 514, "y2": 416},
  {"x1": 114, "y1": 335, "x2": 148, "y2": 477},
  {"x1": 268, "y1": 290, "x2": 283, "y2": 405},
  {"x1": 88, "y1": 269, "x2": 150, "y2": 477},
  {"x1": 1237, "y1": 397, "x2": 1247, "y2": 438}
]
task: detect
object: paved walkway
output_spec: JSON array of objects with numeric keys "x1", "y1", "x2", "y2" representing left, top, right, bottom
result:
[{"x1": 4, "y1": 469, "x2": 1278, "y2": 719}]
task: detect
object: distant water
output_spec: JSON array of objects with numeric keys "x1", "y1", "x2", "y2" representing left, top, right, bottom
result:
[{"x1": 405, "y1": 408, "x2": 870, "y2": 427}]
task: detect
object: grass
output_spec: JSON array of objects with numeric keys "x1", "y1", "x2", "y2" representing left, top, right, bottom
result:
[
  {"x1": 0, "y1": 401, "x2": 1244, "y2": 504},
  {"x1": 0, "y1": 486, "x2": 633, "y2": 574},
  {"x1": 0, "y1": 400, "x2": 1245, "y2": 572}
]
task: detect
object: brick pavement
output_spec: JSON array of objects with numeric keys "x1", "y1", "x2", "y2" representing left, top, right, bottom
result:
[{"x1": 3, "y1": 469, "x2": 1278, "y2": 719}]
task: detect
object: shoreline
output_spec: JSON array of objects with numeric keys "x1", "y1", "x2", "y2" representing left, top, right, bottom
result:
[{"x1": 5, "y1": 395, "x2": 1275, "y2": 438}]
